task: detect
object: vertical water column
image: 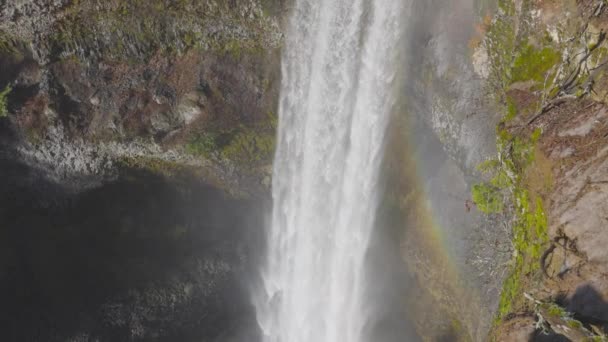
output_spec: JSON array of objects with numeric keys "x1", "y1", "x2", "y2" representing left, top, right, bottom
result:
[{"x1": 255, "y1": 1, "x2": 406, "y2": 341}]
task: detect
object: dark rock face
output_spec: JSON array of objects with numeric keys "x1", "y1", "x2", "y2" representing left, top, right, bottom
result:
[
  {"x1": 39, "y1": 50, "x2": 280, "y2": 144},
  {"x1": 0, "y1": 130, "x2": 266, "y2": 341},
  {"x1": 0, "y1": 2, "x2": 283, "y2": 340},
  {"x1": 0, "y1": 0, "x2": 285, "y2": 194}
]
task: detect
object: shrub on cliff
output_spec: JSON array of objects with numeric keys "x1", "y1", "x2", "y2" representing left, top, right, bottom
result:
[{"x1": 472, "y1": 183, "x2": 503, "y2": 213}]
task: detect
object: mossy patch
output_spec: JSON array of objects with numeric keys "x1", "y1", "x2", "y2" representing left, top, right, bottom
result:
[
  {"x1": 186, "y1": 126, "x2": 276, "y2": 165},
  {"x1": 494, "y1": 182, "x2": 550, "y2": 321},
  {"x1": 0, "y1": 29, "x2": 28, "y2": 62},
  {"x1": 220, "y1": 127, "x2": 276, "y2": 165},
  {"x1": 186, "y1": 133, "x2": 218, "y2": 159},
  {"x1": 473, "y1": 126, "x2": 550, "y2": 322},
  {"x1": 228, "y1": 111, "x2": 277, "y2": 166},
  {"x1": 484, "y1": 0, "x2": 517, "y2": 94},
  {"x1": 504, "y1": 96, "x2": 518, "y2": 121},
  {"x1": 50, "y1": 0, "x2": 280, "y2": 63},
  {"x1": 511, "y1": 44, "x2": 560, "y2": 84},
  {"x1": 477, "y1": 4, "x2": 563, "y2": 322},
  {"x1": 185, "y1": 111, "x2": 277, "y2": 168},
  {"x1": 481, "y1": 0, "x2": 608, "y2": 338},
  {"x1": 117, "y1": 156, "x2": 189, "y2": 178},
  {"x1": 0, "y1": 85, "x2": 11, "y2": 118},
  {"x1": 472, "y1": 183, "x2": 504, "y2": 214}
]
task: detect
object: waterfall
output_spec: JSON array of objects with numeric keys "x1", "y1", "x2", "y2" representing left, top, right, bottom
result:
[{"x1": 255, "y1": 1, "x2": 405, "y2": 341}]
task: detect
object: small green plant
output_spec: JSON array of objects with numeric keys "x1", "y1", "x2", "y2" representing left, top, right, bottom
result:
[
  {"x1": 0, "y1": 85, "x2": 11, "y2": 118},
  {"x1": 567, "y1": 319, "x2": 583, "y2": 329},
  {"x1": 546, "y1": 303, "x2": 568, "y2": 318},
  {"x1": 472, "y1": 183, "x2": 504, "y2": 213},
  {"x1": 534, "y1": 302, "x2": 604, "y2": 339}
]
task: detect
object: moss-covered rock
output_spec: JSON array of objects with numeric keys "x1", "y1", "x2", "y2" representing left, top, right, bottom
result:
[{"x1": 479, "y1": 1, "x2": 608, "y2": 340}]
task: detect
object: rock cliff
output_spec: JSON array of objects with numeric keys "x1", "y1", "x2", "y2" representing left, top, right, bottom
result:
[
  {"x1": 0, "y1": 1, "x2": 284, "y2": 340},
  {"x1": 470, "y1": 0, "x2": 608, "y2": 340},
  {"x1": 1, "y1": 0, "x2": 285, "y2": 195}
]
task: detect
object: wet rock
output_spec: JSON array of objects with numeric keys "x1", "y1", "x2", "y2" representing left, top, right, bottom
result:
[{"x1": 0, "y1": 151, "x2": 265, "y2": 341}]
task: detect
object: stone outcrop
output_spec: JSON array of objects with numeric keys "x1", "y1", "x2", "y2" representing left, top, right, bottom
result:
[{"x1": 0, "y1": 0, "x2": 285, "y2": 194}]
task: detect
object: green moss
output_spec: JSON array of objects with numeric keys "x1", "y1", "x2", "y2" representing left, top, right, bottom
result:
[
  {"x1": 485, "y1": 0, "x2": 517, "y2": 93},
  {"x1": 494, "y1": 182, "x2": 549, "y2": 320},
  {"x1": 220, "y1": 111, "x2": 277, "y2": 165},
  {"x1": 567, "y1": 319, "x2": 583, "y2": 329},
  {"x1": 117, "y1": 156, "x2": 185, "y2": 177},
  {"x1": 484, "y1": 19, "x2": 556, "y2": 324},
  {"x1": 511, "y1": 44, "x2": 560, "y2": 84},
  {"x1": 49, "y1": 0, "x2": 277, "y2": 62},
  {"x1": 514, "y1": 192, "x2": 549, "y2": 267},
  {"x1": 260, "y1": 0, "x2": 284, "y2": 17},
  {"x1": 0, "y1": 30, "x2": 24, "y2": 58},
  {"x1": 186, "y1": 133, "x2": 218, "y2": 158},
  {"x1": 478, "y1": 126, "x2": 549, "y2": 321},
  {"x1": 546, "y1": 303, "x2": 567, "y2": 318},
  {"x1": 185, "y1": 111, "x2": 277, "y2": 167},
  {"x1": 539, "y1": 303, "x2": 600, "y2": 338},
  {"x1": 505, "y1": 96, "x2": 518, "y2": 121},
  {"x1": 482, "y1": 0, "x2": 608, "y2": 333},
  {"x1": 496, "y1": 255, "x2": 523, "y2": 319},
  {"x1": 220, "y1": 127, "x2": 276, "y2": 165},
  {"x1": 591, "y1": 46, "x2": 608, "y2": 65},
  {"x1": 0, "y1": 85, "x2": 11, "y2": 118},
  {"x1": 223, "y1": 39, "x2": 246, "y2": 59},
  {"x1": 484, "y1": 0, "x2": 561, "y2": 117}
]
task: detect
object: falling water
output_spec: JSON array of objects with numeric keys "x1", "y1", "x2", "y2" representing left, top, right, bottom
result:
[{"x1": 255, "y1": 1, "x2": 405, "y2": 341}]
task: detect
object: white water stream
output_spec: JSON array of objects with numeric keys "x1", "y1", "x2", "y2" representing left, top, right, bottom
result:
[{"x1": 255, "y1": 1, "x2": 405, "y2": 341}]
